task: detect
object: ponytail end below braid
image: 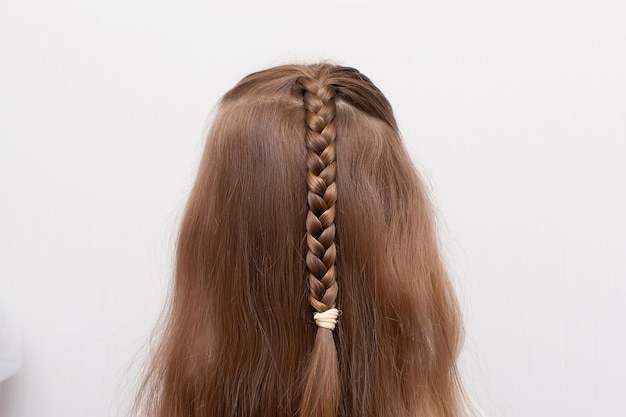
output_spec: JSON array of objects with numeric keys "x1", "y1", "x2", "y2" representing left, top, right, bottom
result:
[{"x1": 298, "y1": 329, "x2": 340, "y2": 417}]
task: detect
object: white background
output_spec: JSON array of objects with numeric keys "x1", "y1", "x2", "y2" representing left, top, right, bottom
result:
[{"x1": 1, "y1": 1, "x2": 625, "y2": 416}]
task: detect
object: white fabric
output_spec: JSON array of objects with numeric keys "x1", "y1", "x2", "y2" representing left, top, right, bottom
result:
[{"x1": 0, "y1": 301, "x2": 21, "y2": 382}]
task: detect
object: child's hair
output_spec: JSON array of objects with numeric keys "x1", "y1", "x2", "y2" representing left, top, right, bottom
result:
[{"x1": 135, "y1": 63, "x2": 468, "y2": 417}]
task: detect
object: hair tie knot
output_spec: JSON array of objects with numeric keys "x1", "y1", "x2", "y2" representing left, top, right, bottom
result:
[{"x1": 313, "y1": 308, "x2": 341, "y2": 330}]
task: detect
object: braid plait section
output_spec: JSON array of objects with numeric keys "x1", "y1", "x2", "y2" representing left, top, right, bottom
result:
[
  {"x1": 297, "y1": 75, "x2": 341, "y2": 417},
  {"x1": 302, "y1": 77, "x2": 339, "y2": 316}
]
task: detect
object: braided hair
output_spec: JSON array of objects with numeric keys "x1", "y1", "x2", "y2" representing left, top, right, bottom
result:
[
  {"x1": 298, "y1": 75, "x2": 341, "y2": 417},
  {"x1": 135, "y1": 63, "x2": 469, "y2": 417}
]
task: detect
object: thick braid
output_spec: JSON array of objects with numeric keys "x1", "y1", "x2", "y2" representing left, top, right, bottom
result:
[{"x1": 297, "y1": 75, "x2": 341, "y2": 417}]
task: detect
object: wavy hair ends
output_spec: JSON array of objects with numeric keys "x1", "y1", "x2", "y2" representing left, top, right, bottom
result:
[{"x1": 134, "y1": 63, "x2": 471, "y2": 417}]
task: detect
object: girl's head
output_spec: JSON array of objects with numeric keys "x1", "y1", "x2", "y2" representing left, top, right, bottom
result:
[{"x1": 136, "y1": 63, "x2": 468, "y2": 417}]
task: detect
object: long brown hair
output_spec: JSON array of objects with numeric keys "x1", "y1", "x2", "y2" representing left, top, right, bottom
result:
[{"x1": 135, "y1": 63, "x2": 469, "y2": 417}]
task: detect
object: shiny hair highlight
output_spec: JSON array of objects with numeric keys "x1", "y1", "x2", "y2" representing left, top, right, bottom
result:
[{"x1": 134, "y1": 63, "x2": 469, "y2": 417}]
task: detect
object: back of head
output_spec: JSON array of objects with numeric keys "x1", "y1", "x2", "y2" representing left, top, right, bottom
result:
[{"x1": 136, "y1": 63, "x2": 468, "y2": 417}]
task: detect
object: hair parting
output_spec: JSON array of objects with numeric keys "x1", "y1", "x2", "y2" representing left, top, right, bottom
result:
[{"x1": 134, "y1": 63, "x2": 471, "y2": 417}]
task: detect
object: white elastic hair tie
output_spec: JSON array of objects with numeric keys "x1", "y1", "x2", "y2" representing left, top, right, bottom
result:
[{"x1": 313, "y1": 308, "x2": 341, "y2": 330}]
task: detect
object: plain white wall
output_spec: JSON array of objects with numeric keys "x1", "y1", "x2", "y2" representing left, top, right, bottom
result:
[{"x1": 1, "y1": 1, "x2": 625, "y2": 416}]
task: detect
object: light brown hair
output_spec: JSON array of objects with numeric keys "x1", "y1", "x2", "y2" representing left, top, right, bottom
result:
[{"x1": 135, "y1": 63, "x2": 468, "y2": 417}]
